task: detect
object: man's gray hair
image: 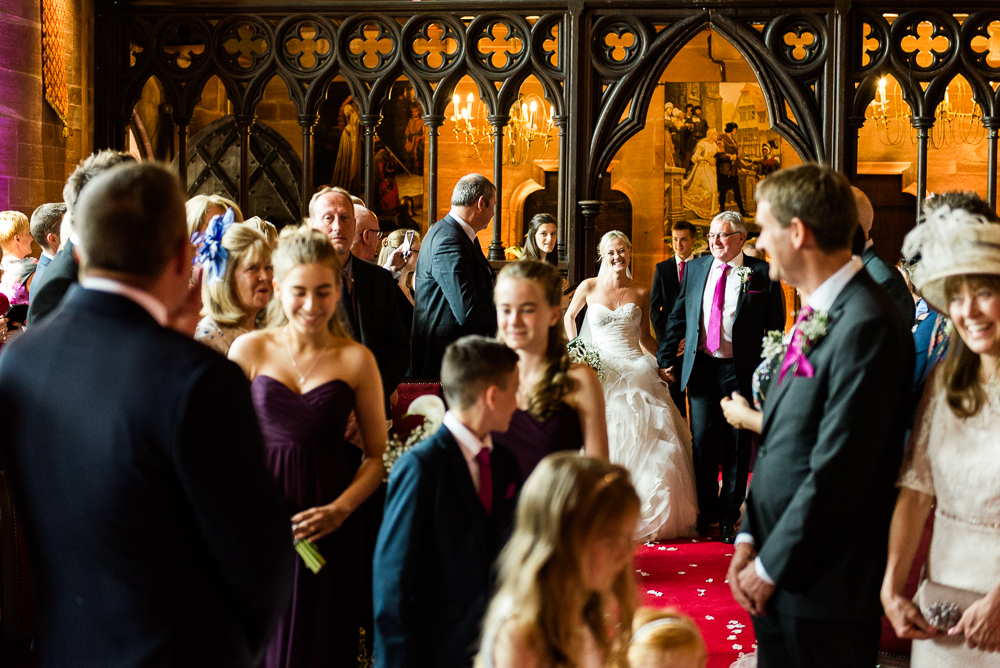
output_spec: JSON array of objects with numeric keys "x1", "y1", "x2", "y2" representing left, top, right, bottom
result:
[
  {"x1": 451, "y1": 174, "x2": 495, "y2": 207},
  {"x1": 712, "y1": 210, "x2": 747, "y2": 235}
]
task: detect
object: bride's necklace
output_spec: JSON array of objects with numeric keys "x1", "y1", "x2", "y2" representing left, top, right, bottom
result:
[
  {"x1": 608, "y1": 280, "x2": 627, "y2": 307},
  {"x1": 284, "y1": 327, "x2": 327, "y2": 385}
]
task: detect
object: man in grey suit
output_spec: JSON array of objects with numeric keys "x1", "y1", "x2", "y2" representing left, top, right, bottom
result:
[
  {"x1": 410, "y1": 174, "x2": 498, "y2": 379},
  {"x1": 729, "y1": 165, "x2": 914, "y2": 668}
]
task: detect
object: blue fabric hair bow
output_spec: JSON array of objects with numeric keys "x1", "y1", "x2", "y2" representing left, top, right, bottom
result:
[{"x1": 191, "y1": 207, "x2": 234, "y2": 283}]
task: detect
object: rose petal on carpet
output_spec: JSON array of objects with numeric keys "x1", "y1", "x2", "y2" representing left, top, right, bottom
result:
[{"x1": 635, "y1": 537, "x2": 756, "y2": 668}]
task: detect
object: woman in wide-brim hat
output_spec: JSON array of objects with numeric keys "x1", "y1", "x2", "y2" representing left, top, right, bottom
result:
[{"x1": 882, "y1": 206, "x2": 1000, "y2": 667}]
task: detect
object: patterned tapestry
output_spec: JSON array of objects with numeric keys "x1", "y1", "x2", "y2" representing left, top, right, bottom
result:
[{"x1": 41, "y1": 0, "x2": 70, "y2": 136}]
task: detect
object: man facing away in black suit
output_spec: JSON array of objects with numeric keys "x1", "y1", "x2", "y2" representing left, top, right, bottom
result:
[
  {"x1": 651, "y1": 219, "x2": 697, "y2": 418},
  {"x1": 410, "y1": 173, "x2": 498, "y2": 379},
  {"x1": 27, "y1": 150, "x2": 136, "y2": 327},
  {"x1": 373, "y1": 336, "x2": 521, "y2": 668},
  {"x1": 728, "y1": 165, "x2": 914, "y2": 668},
  {"x1": 308, "y1": 186, "x2": 410, "y2": 406},
  {"x1": 0, "y1": 162, "x2": 294, "y2": 668},
  {"x1": 853, "y1": 186, "x2": 916, "y2": 328},
  {"x1": 658, "y1": 211, "x2": 786, "y2": 543}
]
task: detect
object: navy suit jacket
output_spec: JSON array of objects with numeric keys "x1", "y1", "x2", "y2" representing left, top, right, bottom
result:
[
  {"x1": 30, "y1": 252, "x2": 53, "y2": 295},
  {"x1": 0, "y1": 287, "x2": 295, "y2": 667},
  {"x1": 348, "y1": 256, "x2": 411, "y2": 403},
  {"x1": 657, "y1": 254, "x2": 785, "y2": 396},
  {"x1": 27, "y1": 240, "x2": 78, "y2": 326},
  {"x1": 650, "y1": 256, "x2": 682, "y2": 342},
  {"x1": 743, "y1": 270, "x2": 914, "y2": 618},
  {"x1": 373, "y1": 425, "x2": 520, "y2": 668},
  {"x1": 411, "y1": 215, "x2": 496, "y2": 378},
  {"x1": 862, "y1": 245, "x2": 915, "y2": 328}
]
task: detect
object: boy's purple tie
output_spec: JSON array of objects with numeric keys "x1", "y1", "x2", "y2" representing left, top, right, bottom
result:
[
  {"x1": 678, "y1": 259, "x2": 686, "y2": 284},
  {"x1": 779, "y1": 306, "x2": 816, "y2": 384},
  {"x1": 475, "y1": 448, "x2": 492, "y2": 514},
  {"x1": 706, "y1": 264, "x2": 730, "y2": 353}
]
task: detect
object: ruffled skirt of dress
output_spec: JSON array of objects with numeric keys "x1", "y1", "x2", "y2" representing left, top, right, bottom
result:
[{"x1": 602, "y1": 351, "x2": 699, "y2": 541}]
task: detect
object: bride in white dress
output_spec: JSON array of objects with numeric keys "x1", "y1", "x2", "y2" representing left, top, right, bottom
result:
[{"x1": 565, "y1": 231, "x2": 698, "y2": 541}]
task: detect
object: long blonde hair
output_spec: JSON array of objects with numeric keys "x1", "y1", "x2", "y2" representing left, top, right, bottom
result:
[
  {"x1": 267, "y1": 226, "x2": 349, "y2": 338},
  {"x1": 496, "y1": 260, "x2": 573, "y2": 419},
  {"x1": 480, "y1": 453, "x2": 640, "y2": 668},
  {"x1": 200, "y1": 224, "x2": 271, "y2": 326}
]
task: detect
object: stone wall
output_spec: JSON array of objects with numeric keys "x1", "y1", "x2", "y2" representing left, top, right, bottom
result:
[{"x1": 0, "y1": 0, "x2": 94, "y2": 215}]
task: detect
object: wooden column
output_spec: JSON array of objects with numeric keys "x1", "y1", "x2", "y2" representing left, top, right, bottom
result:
[
  {"x1": 487, "y1": 114, "x2": 510, "y2": 262},
  {"x1": 553, "y1": 113, "x2": 568, "y2": 265},
  {"x1": 298, "y1": 114, "x2": 318, "y2": 220},
  {"x1": 361, "y1": 114, "x2": 380, "y2": 206},
  {"x1": 424, "y1": 114, "x2": 444, "y2": 227},
  {"x1": 174, "y1": 115, "x2": 191, "y2": 191},
  {"x1": 235, "y1": 114, "x2": 255, "y2": 215},
  {"x1": 984, "y1": 117, "x2": 999, "y2": 211},
  {"x1": 579, "y1": 200, "x2": 603, "y2": 279},
  {"x1": 911, "y1": 116, "x2": 933, "y2": 219}
]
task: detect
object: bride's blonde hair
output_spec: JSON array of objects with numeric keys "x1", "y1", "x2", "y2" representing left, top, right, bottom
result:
[
  {"x1": 495, "y1": 260, "x2": 573, "y2": 420},
  {"x1": 478, "y1": 453, "x2": 640, "y2": 668}
]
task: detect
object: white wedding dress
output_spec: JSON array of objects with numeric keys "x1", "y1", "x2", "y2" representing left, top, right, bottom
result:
[{"x1": 587, "y1": 302, "x2": 699, "y2": 541}]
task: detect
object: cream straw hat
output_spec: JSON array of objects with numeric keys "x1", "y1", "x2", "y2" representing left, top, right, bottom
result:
[{"x1": 902, "y1": 206, "x2": 1000, "y2": 313}]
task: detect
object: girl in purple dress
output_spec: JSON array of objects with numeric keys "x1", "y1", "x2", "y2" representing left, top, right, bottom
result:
[
  {"x1": 229, "y1": 227, "x2": 386, "y2": 668},
  {"x1": 492, "y1": 260, "x2": 609, "y2": 479}
]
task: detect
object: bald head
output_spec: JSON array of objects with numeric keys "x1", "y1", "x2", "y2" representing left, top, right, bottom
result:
[
  {"x1": 308, "y1": 189, "x2": 356, "y2": 261},
  {"x1": 352, "y1": 204, "x2": 380, "y2": 262},
  {"x1": 852, "y1": 187, "x2": 874, "y2": 239}
]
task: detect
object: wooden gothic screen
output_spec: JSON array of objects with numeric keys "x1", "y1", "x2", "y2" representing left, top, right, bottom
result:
[{"x1": 94, "y1": 1, "x2": 1000, "y2": 280}]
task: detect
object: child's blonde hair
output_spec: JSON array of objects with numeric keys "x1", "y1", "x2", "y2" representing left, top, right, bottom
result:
[
  {"x1": 480, "y1": 453, "x2": 640, "y2": 667},
  {"x1": 628, "y1": 608, "x2": 706, "y2": 668}
]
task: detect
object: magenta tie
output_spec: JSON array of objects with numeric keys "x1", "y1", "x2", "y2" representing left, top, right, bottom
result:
[
  {"x1": 779, "y1": 306, "x2": 815, "y2": 385},
  {"x1": 678, "y1": 259, "x2": 686, "y2": 284},
  {"x1": 475, "y1": 448, "x2": 492, "y2": 514},
  {"x1": 706, "y1": 263, "x2": 730, "y2": 353}
]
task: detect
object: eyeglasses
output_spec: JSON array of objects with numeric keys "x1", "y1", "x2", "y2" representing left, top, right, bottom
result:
[{"x1": 707, "y1": 231, "x2": 742, "y2": 241}]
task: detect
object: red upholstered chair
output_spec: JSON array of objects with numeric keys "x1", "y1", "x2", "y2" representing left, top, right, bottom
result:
[
  {"x1": 0, "y1": 471, "x2": 36, "y2": 666},
  {"x1": 877, "y1": 513, "x2": 935, "y2": 668},
  {"x1": 392, "y1": 381, "x2": 444, "y2": 444}
]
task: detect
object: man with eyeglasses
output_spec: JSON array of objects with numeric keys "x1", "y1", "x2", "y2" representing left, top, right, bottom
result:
[{"x1": 657, "y1": 211, "x2": 785, "y2": 543}]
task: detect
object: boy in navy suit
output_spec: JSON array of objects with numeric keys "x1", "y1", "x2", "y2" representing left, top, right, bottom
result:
[{"x1": 374, "y1": 336, "x2": 521, "y2": 668}]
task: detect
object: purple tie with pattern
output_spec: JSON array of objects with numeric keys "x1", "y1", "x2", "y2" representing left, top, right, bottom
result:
[
  {"x1": 475, "y1": 448, "x2": 492, "y2": 514},
  {"x1": 706, "y1": 264, "x2": 730, "y2": 354}
]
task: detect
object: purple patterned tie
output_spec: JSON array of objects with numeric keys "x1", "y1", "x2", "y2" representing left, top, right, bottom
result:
[
  {"x1": 706, "y1": 264, "x2": 730, "y2": 353},
  {"x1": 779, "y1": 306, "x2": 815, "y2": 384},
  {"x1": 475, "y1": 448, "x2": 492, "y2": 514}
]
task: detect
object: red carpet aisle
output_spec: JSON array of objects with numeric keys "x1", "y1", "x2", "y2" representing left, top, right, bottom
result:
[{"x1": 635, "y1": 538, "x2": 756, "y2": 668}]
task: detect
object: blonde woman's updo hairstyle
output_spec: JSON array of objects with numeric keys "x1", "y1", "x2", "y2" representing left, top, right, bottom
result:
[
  {"x1": 628, "y1": 608, "x2": 707, "y2": 668},
  {"x1": 496, "y1": 260, "x2": 573, "y2": 419},
  {"x1": 267, "y1": 226, "x2": 349, "y2": 338},
  {"x1": 200, "y1": 224, "x2": 271, "y2": 326},
  {"x1": 185, "y1": 194, "x2": 244, "y2": 237},
  {"x1": 480, "y1": 453, "x2": 640, "y2": 668}
]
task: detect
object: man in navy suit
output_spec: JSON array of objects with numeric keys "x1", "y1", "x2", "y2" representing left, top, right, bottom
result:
[
  {"x1": 28, "y1": 202, "x2": 65, "y2": 292},
  {"x1": 28, "y1": 150, "x2": 136, "y2": 326},
  {"x1": 651, "y1": 219, "x2": 697, "y2": 417},
  {"x1": 0, "y1": 162, "x2": 294, "y2": 667},
  {"x1": 728, "y1": 164, "x2": 914, "y2": 668},
  {"x1": 374, "y1": 336, "x2": 521, "y2": 668},
  {"x1": 658, "y1": 211, "x2": 785, "y2": 543},
  {"x1": 410, "y1": 174, "x2": 498, "y2": 378}
]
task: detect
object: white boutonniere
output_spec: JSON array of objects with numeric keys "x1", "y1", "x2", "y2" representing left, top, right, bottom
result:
[
  {"x1": 798, "y1": 309, "x2": 829, "y2": 354},
  {"x1": 735, "y1": 265, "x2": 752, "y2": 293},
  {"x1": 760, "y1": 329, "x2": 789, "y2": 364}
]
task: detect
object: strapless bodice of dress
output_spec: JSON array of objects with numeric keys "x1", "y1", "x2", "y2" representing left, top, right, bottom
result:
[{"x1": 587, "y1": 303, "x2": 645, "y2": 362}]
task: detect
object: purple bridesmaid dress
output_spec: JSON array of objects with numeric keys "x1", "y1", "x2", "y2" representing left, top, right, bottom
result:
[
  {"x1": 252, "y1": 375, "x2": 362, "y2": 668},
  {"x1": 491, "y1": 403, "x2": 584, "y2": 480}
]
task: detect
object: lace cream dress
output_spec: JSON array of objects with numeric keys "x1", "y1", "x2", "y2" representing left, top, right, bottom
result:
[
  {"x1": 898, "y1": 366, "x2": 1000, "y2": 667},
  {"x1": 194, "y1": 317, "x2": 248, "y2": 356}
]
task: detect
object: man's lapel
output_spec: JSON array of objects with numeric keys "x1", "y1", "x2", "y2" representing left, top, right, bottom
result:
[{"x1": 687, "y1": 258, "x2": 712, "y2": 338}]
